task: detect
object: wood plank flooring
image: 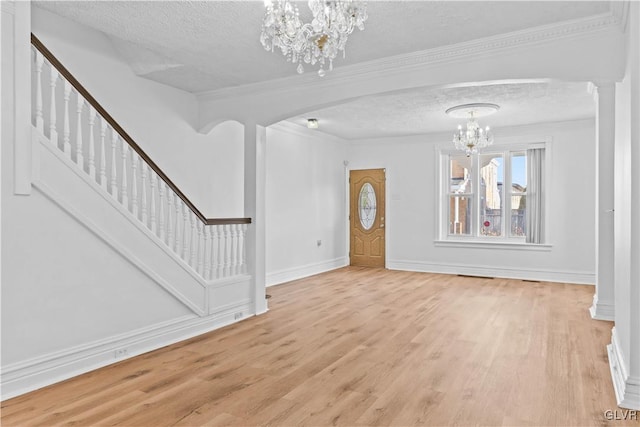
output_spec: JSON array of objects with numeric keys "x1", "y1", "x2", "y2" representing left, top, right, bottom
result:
[{"x1": 2, "y1": 267, "x2": 636, "y2": 426}]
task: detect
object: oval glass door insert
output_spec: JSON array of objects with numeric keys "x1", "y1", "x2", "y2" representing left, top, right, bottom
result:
[{"x1": 359, "y1": 182, "x2": 377, "y2": 230}]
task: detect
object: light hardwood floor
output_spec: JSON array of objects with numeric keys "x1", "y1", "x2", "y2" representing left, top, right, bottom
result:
[{"x1": 2, "y1": 267, "x2": 637, "y2": 426}]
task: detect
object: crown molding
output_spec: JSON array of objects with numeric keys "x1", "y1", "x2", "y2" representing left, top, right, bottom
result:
[
  {"x1": 610, "y1": 0, "x2": 630, "y2": 34},
  {"x1": 197, "y1": 11, "x2": 622, "y2": 104}
]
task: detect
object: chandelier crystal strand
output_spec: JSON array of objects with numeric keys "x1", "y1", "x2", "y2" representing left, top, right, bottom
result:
[{"x1": 261, "y1": 0, "x2": 368, "y2": 76}]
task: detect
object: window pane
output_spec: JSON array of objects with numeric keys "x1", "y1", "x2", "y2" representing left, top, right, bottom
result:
[
  {"x1": 512, "y1": 153, "x2": 527, "y2": 192},
  {"x1": 450, "y1": 155, "x2": 472, "y2": 194},
  {"x1": 511, "y1": 194, "x2": 526, "y2": 236},
  {"x1": 480, "y1": 154, "x2": 503, "y2": 236},
  {"x1": 511, "y1": 152, "x2": 527, "y2": 237},
  {"x1": 449, "y1": 196, "x2": 472, "y2": 235},
  {"x1": 358, "y1": 183, "x2": 376, "y2": 230}
]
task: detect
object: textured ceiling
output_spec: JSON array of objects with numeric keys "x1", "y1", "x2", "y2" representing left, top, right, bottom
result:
[
  {"x1": 287, "y1": 81, "x2": 595, "y2": 139},
  {"x1": 34, "y1": 1, "x2": 605, "y2": 139},
  {"x1": 34, "y1": 1, "x2": 610, "y2": 93}
]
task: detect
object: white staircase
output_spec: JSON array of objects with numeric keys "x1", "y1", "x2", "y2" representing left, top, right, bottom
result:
[{"x1": 30, "y1": 36, "x2": 253, "y2": 317}]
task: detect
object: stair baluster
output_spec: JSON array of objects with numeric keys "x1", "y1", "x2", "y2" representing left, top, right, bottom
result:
[
  {"x1": 182, "y1": 203, "x2": 190, "y2": 262},
  {"x1": 174, "y1": 196, "x2": 182, "y2": 255},
  {"x1": 204, "y1": 226, "x2": 212, "y2": 280},
  {"x1": 34, "y1": 49, "x2": 44, "y2": 132},
  {"x1": 159, "y1": 181, "x2": 166, "y2": 242},
  {"x1": 99, "y1": 118, "x2": 108, "y2": 190},
  {"x1": 230, "y1": 224, "x2": 238, "y2": 276},
  {"x1": 110, "y1": 129, "x2": 118, "y2": 200},
  {"x1": 75, "y1": 91, "x2": 84, "y2": 169},
  {"x1": 224, "y1": 224, "x2": 231, "y2": 278},
  {"x1": 190, "y1": 213, "x2": 197, "y2": 268},
  {"x1": 140, "y1": 163, "x2": 148, "y2": 226},
  {"x1": 48, "y1": 67, "x2": 59, "y2": 145},
  {"x1": 167, "y1": 191, "x2": 174, "y2": 250},
  {"x1": 212, "y1": 226, "x2": 220, "y2": 279},
  {"x1": 195, "y1": 222, "x2": 203, "y2": 275},
  {"x1": 240, "y1": 224, "x2": 248, "y2": 274},
  {"x1": 62, "y1": 81, "x2": 72, "y2": 157},
  {"x1": 88, "y1": 106, "x2": 97, "y2": 180},
  {"x1": 131, "y1": 152, "x2": 139, "y2": 218},
  {"x1": 31, "y1": 36, "x2": 251, "y2": 283},
  {"x1": 150, "y1": 172, "x2": 157, "y2": 234},
  {"x1": 121, "y1": 142, "x2": 128, "y2": 211}
]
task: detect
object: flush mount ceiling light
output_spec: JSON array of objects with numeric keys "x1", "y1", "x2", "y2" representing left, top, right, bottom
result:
[
  {"x1": 260, "y1": 0, "x2": 368, "y2": 77},
  {"x1": 446, "y1": 103, "x2": 500, "y2": 157},
  {"x1": 307, "y1": 118, "x2": 319, "y2": 129}
]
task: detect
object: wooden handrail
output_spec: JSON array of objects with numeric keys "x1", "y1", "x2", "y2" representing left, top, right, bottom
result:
[{"x1": 31, "y1": 34, "x2": 250, "y2": 226}]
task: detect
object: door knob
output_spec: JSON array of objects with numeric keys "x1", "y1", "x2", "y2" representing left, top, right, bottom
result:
[{"x1": 380, "y1": 224, "x2": 385, "y2": 228}]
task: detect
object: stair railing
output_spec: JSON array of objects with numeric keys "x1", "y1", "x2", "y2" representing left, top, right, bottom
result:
[{"x1": 30, "y1": 34, "x2": 251, "y2": 281}]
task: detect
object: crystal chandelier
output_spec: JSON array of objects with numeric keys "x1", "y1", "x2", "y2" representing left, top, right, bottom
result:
[
  {"x1": 260, "y1": 0, "x2": 368, "y2": 76},
  {"x1": 446, "y1": 103, "x2": 499, "y2": 157}
]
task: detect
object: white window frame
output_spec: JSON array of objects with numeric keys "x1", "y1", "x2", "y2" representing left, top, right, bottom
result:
[{"x1": 436, "y1": 141, "x2": 551, "y2": 250}]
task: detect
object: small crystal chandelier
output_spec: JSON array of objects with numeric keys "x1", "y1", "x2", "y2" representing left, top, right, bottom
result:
[
  {"x1": 260, "y1": 0, "x2": 368, "y2": 77},
  {"x1": 446, "y1": 103, "x2": 499, "y2": 157}
]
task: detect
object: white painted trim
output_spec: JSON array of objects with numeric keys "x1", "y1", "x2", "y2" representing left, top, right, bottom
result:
[
  {"x1": 206, "y1": 274, "x2": 252, "y2": 289},
  {"x1": 33, "y1": 130, "x2": 256, "y2": 316},
  {"x1": 266, "y1": 257, "x2": 348, "y2": 287},
  {"x1": 0, "y1": 301, "x2": 255, "y2": 401},
  {"x1": 608, "y1": 327, "x2": 640, "y2": 410},
  {"x1": 433, "y1": 240, "x2": 553, "y2": 252},
  {"x1": 34, "y1": 131, "x2": 210, "y2": 288},
  {"x1": 387, "y1": 259, "x2": 595, "y2": 284},
  {"x1": 590, "y1": 293, "x2": 616, "y2": 321},
  {"x1": 197, "y1": 13, "x2": 620, "y2": 103},
  {"x1": 34, "y1": 180, "x2": 206, "y2": 315}
]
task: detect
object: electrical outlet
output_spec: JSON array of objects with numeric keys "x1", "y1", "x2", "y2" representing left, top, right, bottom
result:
[
  {"x1": 114, "y1": 348, "x2": 128, "y2": 359},
  {"x1": 234, "y1": 312, "x2": 243, "y2": 320},
  {"x1": 317, "y1": 240, "x2": 322, "y2": 247}
]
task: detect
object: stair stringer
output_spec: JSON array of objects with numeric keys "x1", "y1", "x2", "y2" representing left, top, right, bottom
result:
[{"x1": 31, "y1": 128, "x2": 212, "y2": 316}]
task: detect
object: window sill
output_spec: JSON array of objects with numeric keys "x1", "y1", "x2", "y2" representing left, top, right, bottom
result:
[{"x1": 433, "y1": 240, "x2": 552, "y2": 251}]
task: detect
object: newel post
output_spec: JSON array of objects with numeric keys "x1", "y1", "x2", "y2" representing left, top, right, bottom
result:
[{"x1": 244, "y1": 122, "x2": 267, "y2": 315}]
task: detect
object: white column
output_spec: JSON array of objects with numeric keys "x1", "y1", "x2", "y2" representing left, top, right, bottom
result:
[
  {"x1": 6, "y1": 1, "x2": 32, "y2": 195},
  {"x1": 627, "y1": 4, "x2": 640, "y2": 408},
  {"x1": 609, "y1": 3, "x2": 640, "y2": 410},
  {"x1": 590, "y1": 81, "x2": 616, "y2": 321},
  {"x1": 244, "y1": 122, "x2": 267, "y2": 315}
]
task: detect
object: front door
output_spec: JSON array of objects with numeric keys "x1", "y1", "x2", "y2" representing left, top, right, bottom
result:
[{"x1": 350, "y1": 169, "x2": 385, "y2": 267}]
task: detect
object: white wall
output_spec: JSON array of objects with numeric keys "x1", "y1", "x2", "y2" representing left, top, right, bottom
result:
[
  {"x1": 31, "y1": 7, "x2": 244, "y2": 218},
  {"x1": 1, "y1": 4, "x2": 251, "y2": 399},
  {"x1": 265, "y1": 123, "x2": 348, "y2": 285},
  {"x1": 614, "y1": 47, "x2": 632, "y2": 378},
  {"x1": 2, "y1": 0, "x2": 188, "y2": 382},
  {"x1": 611, "y1": 1, "x2": 640, "y2": 410},
  {"x1": 347, "y1": 119, "x2": 596, "y2": 283}
]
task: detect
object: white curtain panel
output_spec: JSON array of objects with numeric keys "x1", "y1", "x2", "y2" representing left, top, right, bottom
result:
[{"x1": 526, "y1": 148, "x2": 545, "y2": 243}]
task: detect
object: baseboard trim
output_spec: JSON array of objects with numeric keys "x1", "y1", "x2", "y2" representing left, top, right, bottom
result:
[
  {"x1": 387, "y1": 259, "x2": 595, "y2": 285},
  {"x1": 0, "y1": 302, "x2": 254, "y2": 401},
  {"x1": 608, "y1": 327, "x2": 640, "y2": 410},
  {"x1": 590, "y1": 294, "x2": 615, "y2": 321},
  {"x1": 266, "y1": 257, "x2": 348, "y2": 287}
]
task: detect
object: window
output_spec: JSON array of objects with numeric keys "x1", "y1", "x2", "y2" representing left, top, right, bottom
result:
[{"x1": 441, "y1": 145, "x2": 545, "y2": 244}]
